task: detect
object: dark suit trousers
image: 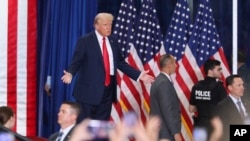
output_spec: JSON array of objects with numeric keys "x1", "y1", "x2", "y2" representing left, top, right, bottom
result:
[{"x1": 77, "y1": 76, "x2": 115, "y2": 123}]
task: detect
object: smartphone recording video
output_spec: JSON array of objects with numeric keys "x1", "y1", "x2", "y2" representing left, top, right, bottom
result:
[
  {"x1": 0, "y1": 132, "x2": 15, "y2": 141},
  {"x1": 87, "y1": 111, "x2": 138, "y2": 139},
  {"x1": 123, "y1": 111, "x2": 138, "y2": 127},
  {"x1": 87, "y1": 120, "x2": 114, "y2": 139},
  {"x1": 193, "y1": 127, "x2": 207, "y2": 141}
]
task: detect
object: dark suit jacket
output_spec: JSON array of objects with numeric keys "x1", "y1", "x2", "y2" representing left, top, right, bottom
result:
[
  {"x1": 150, "y1": 73, "x2": 181, "y2": 141},
  {"x1": 67, "y1": 31, "x2": 140, "y2": 105},
  {"x1": 48, "y1": 126, "x2": 74, "y2": 141},
  {"x1": 216, "y1": 96, "x2": 250, "y2": 141}
]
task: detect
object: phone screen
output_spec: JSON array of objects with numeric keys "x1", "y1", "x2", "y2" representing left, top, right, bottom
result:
[
  {"x1": 0, "y1": 132, "x2": 15, "y2": 141},
  {"x1": 123, "y1": 111, "x2": 138, "y2": 127},
  {"x1": 87, "y1": 120, "x2": 114, "y2": 139},
  {"x1": 87, "y1": 111, "x2": 138, "y2": 139},
  {"x1": 193, "y1": 127, "x2": 207, "y2": 141}
]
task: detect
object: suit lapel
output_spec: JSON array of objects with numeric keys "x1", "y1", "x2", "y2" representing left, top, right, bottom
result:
[
  {"x1": 108, "y1": 36, "x2": 116, "y2": 71},
  {"x1": 228, "y1": 97, "x2": 244, "y2": 123},
  {"x1": 92, "y1": 32, "x2": 105, "y2": 67},
  {"x1": 228, "y1": 97, "x2": 239, "y2": 114},
  {"x1": 63, "y1": 126, "x2": 75, "y2": 141},
  {"x1": 160, "y1": 73, "x2": 172, "y2": 85},
  {"x1": 242, "y1": 99, "x2": 250, "y2": 118},
  {"x1": 52, "y1": 132, "x2": 59, "y2": 141}
]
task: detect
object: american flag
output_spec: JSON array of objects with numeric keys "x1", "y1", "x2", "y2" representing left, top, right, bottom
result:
[
  {"x1": 133, "y1": 0, "x2": 165, "y2": 122},
  {"x1": 112, "y1": 0, "x2": 164, "y2": 123},
  {"x1": 112, "y1": 0, "x2": 138, "y2": 122},
  {"x1": 188, "y1": 0, "x2": 230, "y2": 79},
  {"x1": 164, "y1": 0, "x2": 230, "y2": 140},
  {"x1": 0, "y1": 0, "x2": 37, "y2": 136},
  {"x1": 164, "y1": 0, "x2": 194, "y2": 140}
]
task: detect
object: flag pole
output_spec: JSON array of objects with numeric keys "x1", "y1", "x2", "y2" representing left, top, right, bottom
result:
[{"x1": 232, "y1": 0, "x2": 238, "y2": 74}]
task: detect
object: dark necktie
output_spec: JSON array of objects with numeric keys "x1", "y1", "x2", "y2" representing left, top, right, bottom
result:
[
  {"x1": 237, "y1": 100, "x2": 245, "y2": 120},
  {"x1": 102, "y1": 37, "x2": 110, "y2": 86},
  {"x1": 56, "y1": 131, "x2": 63, "y2": 141}
]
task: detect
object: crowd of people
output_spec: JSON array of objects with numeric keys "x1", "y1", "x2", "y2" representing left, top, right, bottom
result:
[{"x1": 1, "y1": 12, "x2": 250, "y2": 141}]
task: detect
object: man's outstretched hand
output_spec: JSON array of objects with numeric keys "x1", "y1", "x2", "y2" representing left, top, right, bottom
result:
[{"x1": 139, "y1": 70, "x2": 155, "y2": 83}]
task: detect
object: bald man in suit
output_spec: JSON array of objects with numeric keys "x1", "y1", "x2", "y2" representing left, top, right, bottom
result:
[{"x1": 150, "y1": 54, "x2": 182, "y2": 141}]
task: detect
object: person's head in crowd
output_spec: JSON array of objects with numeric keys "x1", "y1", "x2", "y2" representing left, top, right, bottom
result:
[
  {"x1": 0, "y1": 106, "x2": 15, "y2": 129},
  {"x1": 203, "y1": 59, "x2": 222, "y2": 78},
  {"x1": 57, "y1": 101, "x2": 80, "y2": 129},
  {"x1": 94, "y1": 13, "x2": 113, "y2": 37},
  {"x1": 159, "y1": 54, "x2": 176, "y2": 75},
  {"x1": 226, "y1": 74, "x2": 244, "y2": 99}
]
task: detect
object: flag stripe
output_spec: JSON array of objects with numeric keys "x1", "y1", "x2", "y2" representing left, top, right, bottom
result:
[
  {"x1": 113, "y1": 71, "x2": 126, "y2": 122},
  {"x1": 111, "y1": 98, "x2": 123, "y2": 123},
  {"x1": 182, "y1": 55, "x2": 199, "y2": 83},
  {"x1": 7, "y1": 0, "x2": 18, "y2": 117},
  {"x1": 173, "y1": 70, "x2": 193, "y2": 139},
  {"x1": 175, "y1": 70, "x2": 191, "y2": 99},
  {"x1": 215, "y1": 48, "x2": 231, "y2": 76},
  {"x1": 0, "y1": 0, "x2": 8, "y2": 105},
  {"x1": 123, "y1": 47, "x2": 149, "y2": 122},
  {"x1": 120, "y1": 91, "x2": 134, "y2": 111},
  {"x1": 27, "y1": 0, "x2": 37, "y2": 136},
  {"x1": 128, "y1": 45, "x2": 151, "y2": 123},
  {"x1": 0, "y1": 0, "x2": 37, "y2": 136},
  {"x1": 17, "y1": 0, "x2": 28, "y2": 135},
  {"x1": 128, "y1": 47, "x2": 151, "y2": 122},
  {"x1": 121, "y1": 75, "x2": 147, "y2": 122},
  {"x1": 140, "y1": 81, "x2": 150, "y2": 113},
  {"x1": 181, "y1": 115, "x2": 193, "y2": 141}
]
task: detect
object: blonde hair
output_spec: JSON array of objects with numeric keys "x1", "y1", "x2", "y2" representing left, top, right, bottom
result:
[{"x1": 94, "y1": 13, "x2": 114, "y2": 25}]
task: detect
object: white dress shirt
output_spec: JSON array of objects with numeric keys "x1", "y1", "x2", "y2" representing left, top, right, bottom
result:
[
  {"x1": 95, "y1": 30, "x2": 114, "y2": 75},
  {"x1": 57, "y1": 124, "x2": 75, "y2": 141}
]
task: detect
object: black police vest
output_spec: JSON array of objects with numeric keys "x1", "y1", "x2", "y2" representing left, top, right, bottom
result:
[{"x1": 193, "y1": 80, "x2": 219, "y2": 118}]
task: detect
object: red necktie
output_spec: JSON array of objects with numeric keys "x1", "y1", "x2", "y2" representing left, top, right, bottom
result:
[{"x1": 102, "y1": 37, "x2": 110, "y2": 86}]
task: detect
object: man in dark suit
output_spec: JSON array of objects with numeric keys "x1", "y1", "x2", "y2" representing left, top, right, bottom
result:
[
  {"x1": 216, "y1": 74, "x2": 250, "y2": 141},
  {"x1": 61, "y1": 13, "x2": 154, "y2": 122},
  {"x1": 150, "y1": 54, "x2": 182, "y2": 141},
  {"x1": 48, "y1": 101, "x2": 80, "y2": 141}
]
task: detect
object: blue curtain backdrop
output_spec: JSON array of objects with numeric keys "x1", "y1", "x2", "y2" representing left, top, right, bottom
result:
[
  {"x1": 37, "y1": 0, "x2": 250, "y2": 138},
  {"x1": 37, "y1": 0, "x2": 97, "y2": 137}
]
